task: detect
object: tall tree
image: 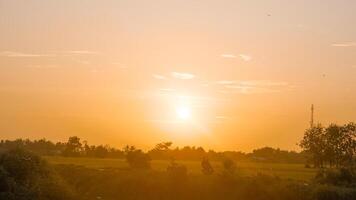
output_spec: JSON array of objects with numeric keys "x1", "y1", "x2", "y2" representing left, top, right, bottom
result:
[
  {"x1": 63, "y1": 136, "x2": 82, "y2": 157},
  {"x1": 299, "y1": 124, "x2": 326, "y2": 168}
]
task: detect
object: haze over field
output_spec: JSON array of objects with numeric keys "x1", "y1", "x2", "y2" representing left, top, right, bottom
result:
[{"x1": 1, "y1": 0, "x2": 356, "y2": 151}]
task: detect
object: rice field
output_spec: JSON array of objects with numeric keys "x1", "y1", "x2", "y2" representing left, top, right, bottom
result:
[{"x1": 45, "y1": 156, "x2": 316, "y2": 181}]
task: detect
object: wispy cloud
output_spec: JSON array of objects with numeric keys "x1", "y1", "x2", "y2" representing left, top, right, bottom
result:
[
  {"x1": 332, "y1": 42, "x2": 356, "y2": 47},
  {"x1": 26, "y1": 64, "x2": 58, "y2": 69},
  {"x1": 171, "y1": 72, "x2": 195, "y2": 80},
  {"x1": 159, "y1": 88, "x2": 175, "y2": 92},
  {"x1": 221, "y1": 54, "x2": 237, "y2": 58},
  {"x1": 221, "y1": 53, "x2": 252, "y2": 61},
  {"x1": 0, "y1": 51, "x2": 55, "y2": 57},
  {"x1": 216, "y1": 80, "x2": 291, "y2": 94},
  {"x1": 217, "y1": 80, "x2": 288, "y2": 87},
  {"x1": 225, "y1": 85, "x2": 279, "y2": 94},
  {"x1": 239, "y1": 80, "x2": 288, "y2": 87},
  {"x1": 239, "y1": 54, "x2": 252, "y2": 61},
  {"x1": 153, "y1": 74, "x2": 167, "y2": 80},
  {"x1": 64, "y1": 50, "x2": 100, "y2": 55},
  {"x1": 216, "y1": 80, "x2": 237, "y2": 85},
  {"x1": 0, "y1": 50, "x2": 101, "y2": 57}
]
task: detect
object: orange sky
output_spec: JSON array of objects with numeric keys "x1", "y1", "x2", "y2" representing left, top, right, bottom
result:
[{"x1": 0, "y1": 0, "x2": 355, "y2": 151}]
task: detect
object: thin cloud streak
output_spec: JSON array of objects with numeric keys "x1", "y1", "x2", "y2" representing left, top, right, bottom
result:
[
  {"x1": 0, "y1": 50, "x2": 101, "y2": 57},
  {"x1": 26, "y1": 64, "x2": 59, "y2": 69},
  {"x1": 153, "y1": 74, "x2": 167, "y2": 80},
  {"x1": 216, "y1": 80, "x2": 289, "y2": 87},
  {"x1": 221, "y1": 54, "x2": 237, "y2": 58},
  {"x1": 332, "y1": 43, "x2": 356, "y2": 47},
  {"x1": 239, "y1": 54, "x2": 252, "y2": 61},
  {"x1": 216, "y1": 80, "x2": 291, "y2": 94},
  {"x1": 171, "y1": 72, "x2": 195, "y2": 80},
  {"x1": 0, "y1": 51, "x2": 55, "y2": 57},
  {"x1": 221, "y1": 54, "x2": 252, "y2": 61},
  {"x1": 64, "y1": 50, "x2": 100, "y2": 55}
]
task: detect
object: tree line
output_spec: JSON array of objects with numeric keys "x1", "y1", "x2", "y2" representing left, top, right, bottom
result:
[
  {"x1": 299, "y1": 122, "x2": 355, "y2": 168},
  {"x1": 0, "y1": 136, "x2": 305, "y2": 163}
]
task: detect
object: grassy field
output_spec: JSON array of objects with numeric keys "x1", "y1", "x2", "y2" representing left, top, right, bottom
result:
[{"x1": 45, "y1": 156, "x2": 317, "y2": 181}]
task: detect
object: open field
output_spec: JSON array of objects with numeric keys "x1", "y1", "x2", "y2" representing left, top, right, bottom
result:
[{"x1": 45, "y1": 156, "x2": 316, "y2": 181}]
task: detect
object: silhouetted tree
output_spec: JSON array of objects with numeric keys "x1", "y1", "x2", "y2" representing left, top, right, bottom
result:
[
  {"x1": 124, "y1": 146, "x2": 151, "y2": 169},
  {"x1": 62, "y1": 136, "x2": 82, "y2": 157},
  {"x1": 222, "y1": 158, "x2": 236, "y2": 175},
  {"x1": 339, "y1": 123, "x2": 356, "y2": 167},
  {"x1": 300, "y1": 122, "x2": 356, "y2": 169},
  {"x1": 299, "y1": 124, "x2": 326, "y2": 168},
  {"x1": 0, "y1": 148, "x2": 74, "y2": 199},
  {"x1": 201, "y1": 157, "x2": 214, "y2": 175}
]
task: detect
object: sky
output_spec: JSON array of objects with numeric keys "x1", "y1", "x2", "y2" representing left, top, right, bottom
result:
[{"x1": 0, "y1": 0, "x2": 355, "y2": 152}]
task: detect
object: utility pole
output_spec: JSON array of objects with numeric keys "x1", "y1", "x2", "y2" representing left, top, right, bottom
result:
[{"x1": 310, "y1": 104, "x2": 314, "y2": 128}]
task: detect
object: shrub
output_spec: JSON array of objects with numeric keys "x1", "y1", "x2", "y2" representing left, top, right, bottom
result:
[
  {"x1": 0, "y1": 148, "x2": 74, "y2": 200},
  {"x1": 222, "y1": 158, "x2": 236, "y2": 174},
  {"x1": 201, "y1": 157, "x2": 214, "y2": 175},
  {"x1": 167, "y1": 160, "x2": 188, "y2": 182},
  {"x1": 314, "y1": 168, "x2": 356, "y2": 186},
  {"x1": 124, "y1": 146, "x2": 151, "y2": 169}
]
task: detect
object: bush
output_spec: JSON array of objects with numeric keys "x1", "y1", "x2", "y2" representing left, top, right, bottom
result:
[
  {"x1": 201, "y1": 158, "x2": 214, "y2": 175},
  {"x1": 167, "y1": 160, "x2": 188, "y2": 182},
  {"x1": 222, "y1": 158, "x2": 236, "y2": 174},
  {"x1": 314, "y1": 168, "x2": 356, "y2": 186},
  {"x1": 124, "y1": 146, "x2": 151, "y2": 169},
  {"x1": 0, "y1": 148, "x2": 74, "y2": 200},
  {"x1": 313, "y1": 185, "x2": 356, "y2": 200},
  {"x1": 55, "y1": 164, "x2": 356, "y2": 200}
]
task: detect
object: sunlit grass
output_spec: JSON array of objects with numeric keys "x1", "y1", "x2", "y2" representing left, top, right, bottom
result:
[{"x1": 44, "y1": 156, "x2": 316, "y2": 181}]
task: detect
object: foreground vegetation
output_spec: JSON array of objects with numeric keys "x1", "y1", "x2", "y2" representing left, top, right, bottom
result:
[
  {"x1": 0, "y1": 122, "x2": 355, "y2": 199},
  {"x1": 45, "y1": 156, "x2": 316, "y2": 181},
  {"x1": 0, "y1": 137, "x2": 306, "y2": 163},
  {"x1": 1, "y1": 148, "x2": 356, "y2": 200},
  {"x1": 57, "y1": 164, "x2": 356, "y2": 200}
]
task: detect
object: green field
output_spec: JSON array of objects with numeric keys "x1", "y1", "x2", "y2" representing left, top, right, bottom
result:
[{"x1": 45, "y1": 156, "x2": 316, "y2": 181}]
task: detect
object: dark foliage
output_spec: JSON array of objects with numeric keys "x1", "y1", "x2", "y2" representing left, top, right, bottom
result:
[
  {"x1": 148, "y1": 142, "x2": 305, "y2": 163},
  {"x1": 0, "y1": 148, "x2": 73, "y2": 200},
  {"x1": 314, "y1": 168, "x2": 356, "y2": 187},
  {"x1": 300, "y1": 123, "x2": 356, "y2": 168},
  {"x1": 0, "y1": 137, "x2": 125, "y2": 159},
  {"x1": 201, "y1": 157, "x2": 214, "y2": 175},
  {"x1": 55, "y1": 165, "x2": 356, "y2": 200},
  {"x1": 222, "y1": 158, "x2": 237, "y2": 175},
  {"x1": 0, "y1": 138, "x2": 306, "y2": 163},
  {"x1": 166, "y1": 160, "x2": 188, "y2": 182},
  {"x1": 124, "y1": 146, "x2": 151, "y2": 169}
]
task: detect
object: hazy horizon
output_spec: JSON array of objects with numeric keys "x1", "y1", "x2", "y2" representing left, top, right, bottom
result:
[{"x1": 1, "y1": 0, "x2": 356, "y2": 152}]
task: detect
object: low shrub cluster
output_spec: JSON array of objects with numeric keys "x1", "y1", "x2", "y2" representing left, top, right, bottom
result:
[
  {"x1": 0, "y1": 148, "x2": 73, "y2": 200},
  {"x1": 55, "y1": 164, "x2": 356, "y2": 200},
  {"x1": 314, "y1": 168, "x2": 356, "y2": 187},
  {"x1": 1, "y1": 148, "x2": 356, "y2": 200}
]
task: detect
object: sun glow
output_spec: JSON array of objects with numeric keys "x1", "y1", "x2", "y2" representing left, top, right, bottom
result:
[{"x1": 176, "y1": 105, "x2": 192, "y2": 120}]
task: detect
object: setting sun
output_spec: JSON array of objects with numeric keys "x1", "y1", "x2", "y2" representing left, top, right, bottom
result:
[
  {"x1": 1, "y1": 1, "x2": 356, "y2": 199},
  {"x1": 176, "y1": 105, "x2": 192, "y2": 121}
]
